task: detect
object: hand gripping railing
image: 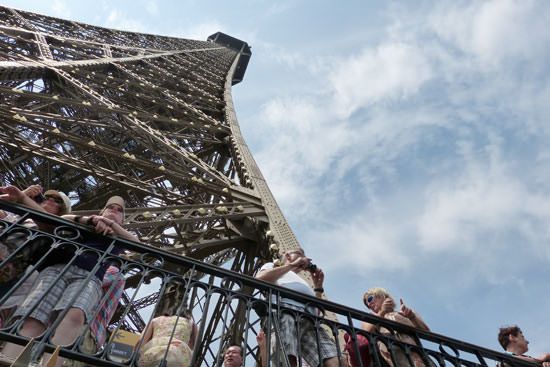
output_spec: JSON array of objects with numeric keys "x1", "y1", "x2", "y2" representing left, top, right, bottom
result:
[{"x1": 0, "y1": 201, "x2": 539, "y2": 367}]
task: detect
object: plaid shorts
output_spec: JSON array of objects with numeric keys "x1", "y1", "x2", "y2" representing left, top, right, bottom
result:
[
  {"x1": 272, "y1": 311, "x2": 338, "y2": 366},
  {"x1": 15, "y1": 264, "x2": 101, "y2": 325}
]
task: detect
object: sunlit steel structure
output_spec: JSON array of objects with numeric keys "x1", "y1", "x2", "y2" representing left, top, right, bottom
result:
[{"x1": 0, "y1": 5, "x2": 301, "y2": 329}]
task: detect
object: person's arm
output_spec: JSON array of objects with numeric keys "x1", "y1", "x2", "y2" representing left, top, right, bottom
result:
[
  {"x1": 256, "y1": 329, "x2": 268, "y2": 367},
  {"x1": 0, "y1": 185, "x2": 48, "y2": 213},
  {"x1": 63, "y1": 214, "x2": 89, "y2": 224},
  {"x1": 255, "y1": 256, "x2": 309, "y2": 283},
  {"x1": 399, "y1": 298, "x2": 430, "y2": 331},
  {"x1": 188, "y1": 321, "x2": 198, "y2": 350},
  {"x1": 63, "y1": 214, "x2": 114, "y2": 236},
  {"x1": 109, "y1": 221, "x2": 139, "y2": 242},
  {"x1": 512, "y1": 354, "x2": 550, "y2": 367},
  {"x1": 361, "y1": 297, "x2": 395, "y2": 333},
  {"x1": 361, "y1": 321, "x2": 377, "y2": 333},
  {"x1": 533, "y1": 353, "x2": 550, "y2": 367},
  {"x1": 91, "y1": 215, "x2": 138, "y2": 241},
  {"x1": 22, "y1": 184, "x2": 42, "y2": 199},
  {"x1": 311, "y1": 267, "x2": 325, "y2": 298},
  {"x1": 140, "y1": 319, "x2": 154, "y2": 346},
  {"x1": 63, "y1": 214, "x2": 138, "y2": 241}
]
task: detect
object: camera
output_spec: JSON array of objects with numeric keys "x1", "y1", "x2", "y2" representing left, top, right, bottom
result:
[
  {"x1": 34, "y1": 193, "x2": 45, "y2": 203},
  {"x1": 306, "y1": 262, "x2": 317, "y2": 272}
]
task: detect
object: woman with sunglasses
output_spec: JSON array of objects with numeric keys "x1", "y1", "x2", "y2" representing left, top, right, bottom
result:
[
  {"x1": 0, "y1": 185, "x2": 71, "y2": 336},
  {"x1": 361, "y1": 288, "x2": 431, "y2": 367},
  {"x1": 0, "y1": 184, "x2": 71, "y2": 218},
  {"x1": 0, "y1": 184, "x2": 71, "y2": 285},
  {"x1": 0, "y1": 185, "x2": 72, "y2": 285}
]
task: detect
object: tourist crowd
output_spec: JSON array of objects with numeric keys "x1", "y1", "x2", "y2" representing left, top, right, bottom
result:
[{"x1": 0, "y1": 184, "x2": 547, "y2": 367}]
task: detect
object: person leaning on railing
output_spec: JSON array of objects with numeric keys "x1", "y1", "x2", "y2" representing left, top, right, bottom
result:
[
  {"x1": 0, "y1": 185, "x2": 72, "y2": 285},
  {"x1": 255, "y1": 248, "x2": 340, "y2": 367},
  {"x1": 498, "y1": 325, "x2": 550, "y2": 367},
  {"x1": 2, "y1": 196, "x2": 135, "y2": 367},
  {"x1": 0, "y1": 185, "x2": 71, "y2": 329},
  {"x1": 361, "y1": 287, "x2": 431, "y2": 367}
]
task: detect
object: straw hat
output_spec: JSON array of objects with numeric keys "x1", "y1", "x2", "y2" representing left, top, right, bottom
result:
[{"x1": 44, "y1": 190, "x2": 72, "y2": 215}]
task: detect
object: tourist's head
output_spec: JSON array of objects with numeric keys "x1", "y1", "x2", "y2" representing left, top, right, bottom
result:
[
  {"x1": 498, "y1": 325, "x2": 529, "y2": 353},
  {"x1": 283, "y1": 248, "x2": 306, "y2": 264},
  {"x1": 223, "y1": 345, "x2": 243, "y2": 367},
  {"x1": 100, "y1": 196, "x2": 125, "y2": 224},
  {"x1": 42, "y1": 190, "x2": 71, "y2": 215},
  {"x1": 363, "y1": 287, "x2": 394, "y2": 313}
]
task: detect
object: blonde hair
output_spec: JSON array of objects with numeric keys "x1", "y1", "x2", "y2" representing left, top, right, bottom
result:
[{"x1": 363, "y1": 287, "x2": 394, "y2": 308}]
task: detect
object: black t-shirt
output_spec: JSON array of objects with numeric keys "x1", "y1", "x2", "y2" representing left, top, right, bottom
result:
[{"x1": 39, "y1": 237, "x2": 122, "y2": 280}]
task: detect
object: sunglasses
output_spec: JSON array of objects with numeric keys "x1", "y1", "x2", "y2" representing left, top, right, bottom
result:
[
  {"x1": 366, "y1": 295, "x2": 375, "y2": 304},
  {"x1": 44, "y1": 194, "x2": 63, "y2": 206}
]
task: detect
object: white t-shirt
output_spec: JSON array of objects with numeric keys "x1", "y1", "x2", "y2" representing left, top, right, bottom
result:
[{"x1": 259, "y1": 262, "x2": 316, "y2": 312}]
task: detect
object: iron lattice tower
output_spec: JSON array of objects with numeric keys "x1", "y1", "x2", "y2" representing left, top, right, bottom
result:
[{"x1": 0, "y1": 5, "x2": 302, "y2": 345}]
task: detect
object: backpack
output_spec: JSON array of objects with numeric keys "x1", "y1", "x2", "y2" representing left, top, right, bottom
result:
[{"x1": 344, "y1": 332, "x2": 371, "y2": 367}]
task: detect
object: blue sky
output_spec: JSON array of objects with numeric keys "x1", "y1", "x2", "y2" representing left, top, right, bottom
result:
[{"x1": 5, "y1": 0, "x2": 550, "y2": 356}]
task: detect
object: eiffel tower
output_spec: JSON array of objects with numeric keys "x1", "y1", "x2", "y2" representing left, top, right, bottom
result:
[
  {"x1": 0, "y1": 5, "x2": 301, "y2": 340},
  {"x1": 0, "y1": 8, "x2": 529, "y2": 367}
]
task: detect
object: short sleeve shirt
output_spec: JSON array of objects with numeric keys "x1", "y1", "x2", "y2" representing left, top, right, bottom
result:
[{"x1": 259, "y1": 262, "x2": 316, "y2": 312}]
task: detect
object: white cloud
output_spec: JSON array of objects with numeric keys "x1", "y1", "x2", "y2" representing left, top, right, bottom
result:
[
  {"x1": 418, "y1": 164, "x2": 550, "y2": 252},
  {"x1": 266, "y1": 2, "x2": 294, "y2": 16},
  {"x1": 172, "y1": 21, "x2": 225, "y2": 41},
  {"x1": 328, "y1": 43, "x2": 432, "y2": 118},
  {"x1": 254, "y1": 41, "x2": 330, "y2": 74},
  {"x1": 429, "y1": 0, "x2": 550, "y2": 68},
  {"x1": 254, "y1": 97, "x2": 352, "y2": 216},
  {"x1": 311, "y1": 216, "x2": 412, "y2": 273},
  {"x1": 418, "y1": 169, "x2": 524, "y2": 251},
  {"x1": 104, "y1": 9, "x2": 147, "y2": 33},
  {"x1": 247, "y1": 1, "x2": 550, "y2": 291},
  {"x1": 144, "y1": 0, "x2": 159, "y2": 16},
  {"x1": 51, "y1": 0, "x2": 71, "y2": 18}
]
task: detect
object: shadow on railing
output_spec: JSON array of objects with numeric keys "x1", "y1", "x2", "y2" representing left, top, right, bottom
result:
[{"x1": 0, "y1": 201, "x2": 538, "y2": 367}]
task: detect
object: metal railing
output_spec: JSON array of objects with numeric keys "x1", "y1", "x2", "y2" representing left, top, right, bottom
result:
[{"x1": 0, "y1": 201, "x2": 537, "y2": 367}]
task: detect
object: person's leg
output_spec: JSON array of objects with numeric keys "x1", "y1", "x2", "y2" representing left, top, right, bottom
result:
[
  {"x1": 2, "y1": 266, "x2": 65, "y2": 360},
  {"x1": 274, "y1": 312, "x2": 299, "y2": 367},
  {"x1": 319, "y1": 330, "x2": 342, "y2": 367},
  {"x1": 300, "y1": 318, "x2": 339, "y2": 367},
  {"x1": 1, "y1": 317, "x2": 46, "y2": 358},
  {"x1": 50, "y1": 308, "x2": 86, "y2": 346},
  {"x1": 46, "y1": 267, "x2": 101, "y2": 367},
  {"x1": 46, "y1": 308, "x2": 86, "y2": 367},
  {"x1": 322, "y1": 356, "x2": 341, "y2": 367}
]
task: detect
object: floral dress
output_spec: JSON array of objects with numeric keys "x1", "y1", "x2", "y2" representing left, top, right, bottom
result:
[{"x1": 138, "y1": 315, "x2": 194, "y2": 367}]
